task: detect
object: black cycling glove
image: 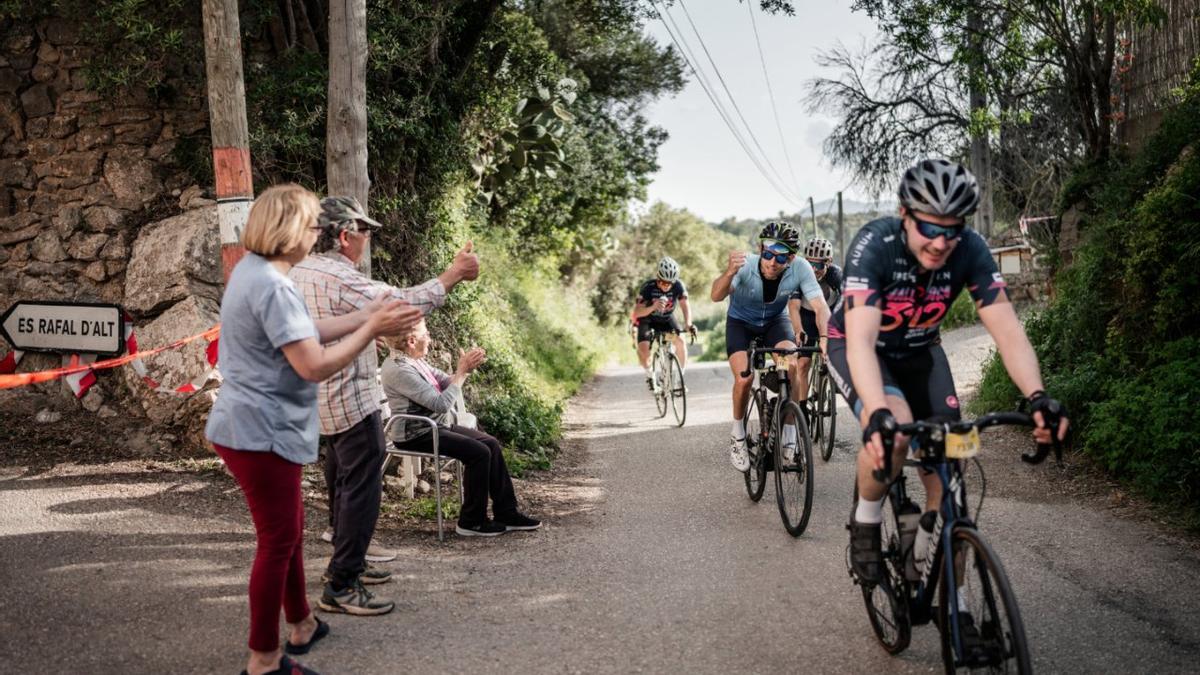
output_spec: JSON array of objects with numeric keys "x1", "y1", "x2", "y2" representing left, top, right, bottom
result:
[
  {"x1": 1027, "y1": 390, "x2": 1067, "y2": 433},
  {"x1": 862, "y1": 408, "x2": 898, "y2": 447}
]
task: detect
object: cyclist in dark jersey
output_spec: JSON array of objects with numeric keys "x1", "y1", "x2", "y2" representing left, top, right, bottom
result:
[
  {"x1": 829, "y1": 159, "x2": 1070, "y2": 585},
  {"x1": 788, "y1": 236, "x2": 842, "y2": 413},
  {"x1": 632, "y1": 256, "x2": 693, "y2": 388}
]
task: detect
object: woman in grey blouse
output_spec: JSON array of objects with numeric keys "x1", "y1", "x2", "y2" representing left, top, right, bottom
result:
[
  {"x1": 206, "y1": 184, "x2": 419, "y2": 675},
  {"x1": 381, "y1": 318, "x2": 540, "y2": 536}
]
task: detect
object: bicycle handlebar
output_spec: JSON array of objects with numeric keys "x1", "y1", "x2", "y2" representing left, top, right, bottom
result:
[
  {"x1": 739, "y1": 345, "x2": 821, "y2": 378},
  {"x1": 872, "y1": 411, "x2": 1059, "y2": 483}
]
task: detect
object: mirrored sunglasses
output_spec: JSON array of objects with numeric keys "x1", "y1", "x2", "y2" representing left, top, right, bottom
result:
[
  {"x1": 911, "y1": 215, "x2": 965, "y2": 241},
  {"x1": 761, "y1": 248, "x2": 792, "y2": 263}
]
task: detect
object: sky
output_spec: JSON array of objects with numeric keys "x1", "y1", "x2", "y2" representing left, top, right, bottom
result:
[{"x1": 640, "y1": 1, "x2": 882, "y2": 222}]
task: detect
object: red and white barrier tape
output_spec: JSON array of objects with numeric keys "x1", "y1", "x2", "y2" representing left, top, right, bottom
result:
[{"x1": 0, "y1": 323, "x2": 220, "y2": 396}]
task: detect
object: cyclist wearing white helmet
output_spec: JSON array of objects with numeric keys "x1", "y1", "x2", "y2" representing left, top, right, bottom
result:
[
  {"x1": 825, "y1": 159, "x2": 1069, "y2": 585},
  {"x1": 787, "y1": 236, "x2": 843, "y2": 415},
  {"x1": 631, "y1": 256, "x2": 694, "y2": 387},
  {"x1": 711, "y1": 221, "x2": 830, "y2": 472}
]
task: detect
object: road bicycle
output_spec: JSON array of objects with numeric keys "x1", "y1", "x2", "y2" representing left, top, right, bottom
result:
[
  {"x1": 646, "y1": 327, "x2": 694, "y2": 427},
  {"x1": 806, "y1": 348, "x2": 838, "y2": 462},
  {"x1": 850, "y1": 411, "x2": 1061, "y2": 673},
  {"x1": 740, "y1": 340, "x2": 821, "y2": 536}
]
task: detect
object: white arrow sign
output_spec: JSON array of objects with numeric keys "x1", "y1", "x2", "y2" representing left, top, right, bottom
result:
[{"x1": 0, "y1": 301, "x2": 125, "y2": 356}]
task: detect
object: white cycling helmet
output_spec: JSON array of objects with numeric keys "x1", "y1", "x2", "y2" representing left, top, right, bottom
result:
[
  {"x1": 804, "y1": 237, "x2": 833, "y2": 260},
  {"x1": 897, "y1": 159, "x2": 980, "y2": 218},
  {"x1": 657, "y1": 256, "x2": 680, "y2": 282}
]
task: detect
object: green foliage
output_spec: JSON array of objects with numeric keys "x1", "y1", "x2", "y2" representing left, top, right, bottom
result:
[
  {"x1": 973, "y1": 62, "x2": 1200, "y2": 520},
  {"x1": 940, "y1": 291, "x2": 978, "y2": 331}
]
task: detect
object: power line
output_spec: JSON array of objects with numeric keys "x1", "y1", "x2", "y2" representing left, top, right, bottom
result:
[
  {"x1": 675, "y1": 0, "x2": 807, "y2": 204},
  {"x1": 745, "y1": 0, "x2": 803, "y2": 199},
  {"x1": 650, "y1": 0, "x2": 805, "y2": 208}
]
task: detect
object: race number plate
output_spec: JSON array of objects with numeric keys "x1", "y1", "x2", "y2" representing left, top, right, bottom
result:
[{"x1": 945, "y1": 427, "x2": 982, "y2": 459}]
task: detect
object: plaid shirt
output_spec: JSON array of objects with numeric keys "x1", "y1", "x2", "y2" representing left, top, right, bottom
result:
[{"x1": 290, "y1": 252, "x2": 446, "y2": 435}]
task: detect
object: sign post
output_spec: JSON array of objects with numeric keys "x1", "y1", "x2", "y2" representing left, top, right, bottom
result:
[{"x1": 0, "y1": 301, "x2": 125, "y2": 356}]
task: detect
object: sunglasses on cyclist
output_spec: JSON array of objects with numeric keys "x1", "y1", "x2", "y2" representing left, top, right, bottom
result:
[
  {"x1": 760, "y1": 248, "x2": 793, "y2": 264},
  {"x1": 807, "y1": 260, "x2": 828, "y2": 272},
  {"x1": 909, "y1": 214, "x2": 966, "y2": 241}
]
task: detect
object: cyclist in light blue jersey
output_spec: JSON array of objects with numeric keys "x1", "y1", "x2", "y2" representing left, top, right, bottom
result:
[{"x1": 710, "y1": 221, "x2": 831, "y2": 472}]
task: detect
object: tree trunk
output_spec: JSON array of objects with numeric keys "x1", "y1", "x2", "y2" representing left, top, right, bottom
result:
[
  {"x1": 327, "y1": 0, "x2": 371, "y2": 273},
  {"x1": 202, "y1": 0, "x2": 252, "y2": 283},
  {"x1": 967, "y1": 6, "x2": 994, "y2": 239}
]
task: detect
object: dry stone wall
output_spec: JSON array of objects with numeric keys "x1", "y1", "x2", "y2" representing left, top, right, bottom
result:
[{"x1": 1, "y1": 16, "x2": 219, "y2": 441}]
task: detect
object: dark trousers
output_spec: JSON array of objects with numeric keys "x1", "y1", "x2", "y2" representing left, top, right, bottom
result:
[
  {"x1": 395, "y1": 425, "x2": 519, "y2": 526},
  {"x1": 322, "y1": 411, "x2": 385, "y2": 588},
  {"x1": 213, "y1": 444, "x2": 310, "y2": 652}
]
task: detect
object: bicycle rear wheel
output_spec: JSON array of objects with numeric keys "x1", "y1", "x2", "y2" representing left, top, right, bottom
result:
[
  {"x1": 938, "y1": 526, "x2": 1031, "y2": 674},
  {"x1": 818, "y1": 367, "x2": 837, "y2": 461},
  {"x1": 742, "y1": 395, "x2": 767, "y2": 502},
  {"x1": 669, "y1": 354, "x2": 686, "y2": 427},
  {"x1": 855, "y1": 483, "x2": 912, "y2": 654},
  {"x1": 651, "y1": 348, "x2": 668, "y2": 418},
  {"x1": 773, "y1": 400, "x2": 814, "y2": 536}
]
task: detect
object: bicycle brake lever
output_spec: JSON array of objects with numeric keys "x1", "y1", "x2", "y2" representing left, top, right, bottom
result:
[{"x1": 1020, "y1": 443, "x2": 1051, "y2": 465}]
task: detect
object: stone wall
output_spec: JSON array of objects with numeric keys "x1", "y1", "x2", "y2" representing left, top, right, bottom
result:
[{"x1": 0, "y1": 16, "x2": 218, "y2": 439}]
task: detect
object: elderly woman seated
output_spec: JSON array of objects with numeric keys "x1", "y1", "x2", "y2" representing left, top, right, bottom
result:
[{"x1": 381, "y1": 318, "x2": 541, "y2": 537}]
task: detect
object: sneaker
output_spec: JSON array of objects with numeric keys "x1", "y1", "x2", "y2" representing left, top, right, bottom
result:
[
  {"x1": 729, "y1": 435, "x2": 750, "y2": 472},
  {"x1": 848, "y1": 519, "x2": 884, "y2": 585},
  {"x1": 364, "y1": 539, "x2": 397, "y2": 563},
  {"x1": 495, "y1": 512, "x2": 541, "y2": 531},
  {"x1": 455, "y1": 520, "x2": 507, "y2": 537},
  {"x1": 359, "y1": 564, "x2": 392, "y2": 585},
  {"x1": 317, "y1": 579, "x2": 394, "y2": 616}
]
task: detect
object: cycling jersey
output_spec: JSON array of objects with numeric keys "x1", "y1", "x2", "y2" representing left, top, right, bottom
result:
[
  {"x1": 828, "y1": 217, "x2": 1006, "y2": 357},
  {"x1": 793, "y1": 263, "x2": 843, "y2": 314},
  {"x1": 727, "y1": 254, "x2": 822, "y2": 326},
  {"x1": 637, "y1": 279, "x2": 687, "y2": 318}
]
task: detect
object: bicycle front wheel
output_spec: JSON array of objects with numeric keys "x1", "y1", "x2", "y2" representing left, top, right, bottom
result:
[
  {"x1": 773, "y1": 400, "x2": 814, "y2": 536},
  {"x1": 855, "y1": 482, "x2": 912, "y2": 654},
  {"x1": 651, "y1": 349, "x2": 668, "y2": 418},
  {"x1": 938, "y1": 526, "x2": 1031, "y2": 674},
  {"x1": 818, "y1": 367, "x2": 837, "y2": 461},
  {"x1": 669, "y1": 354, "x2": 686, "y2": 427},
  {"x1": 742, "y1": 395, "x2": 767, "y2": 502}
]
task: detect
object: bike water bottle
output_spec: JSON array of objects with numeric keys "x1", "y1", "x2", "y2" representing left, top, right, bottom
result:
[
  {"x1": 908, "y1": 510, "x2": 938, "y2": 580},
  {"x1": 897, "y1": 501, "x2": 921, "y2": 581}
]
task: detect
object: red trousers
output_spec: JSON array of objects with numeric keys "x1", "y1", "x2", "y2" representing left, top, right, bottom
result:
[{"x1": 214, "y1": 444, "x2": 311, "y2": 652}]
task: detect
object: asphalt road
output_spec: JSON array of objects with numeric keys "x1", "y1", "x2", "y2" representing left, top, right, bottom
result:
[{"x1": 3, "y1": 326, "x2": 1200, "y2": 673}]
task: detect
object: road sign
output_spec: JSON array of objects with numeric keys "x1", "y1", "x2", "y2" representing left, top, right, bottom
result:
[{"x1": 0, "y1": 301, "x2": 126, "y2": 356}]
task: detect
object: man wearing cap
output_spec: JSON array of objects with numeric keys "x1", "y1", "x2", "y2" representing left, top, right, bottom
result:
[{"x1": 290, "y1": 196, "x2": 480, "y2": 616}]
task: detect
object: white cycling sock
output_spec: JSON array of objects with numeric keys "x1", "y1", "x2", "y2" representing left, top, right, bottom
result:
[
  {"x1": 854, "y1": 496, "x2": 884, "y2": 524},
  {"x1": 730, "y1": 419, "x2": 746, "y2": 440},
  {"x1": 782, "y1": 424, "x2": 797, "y2": 445}
]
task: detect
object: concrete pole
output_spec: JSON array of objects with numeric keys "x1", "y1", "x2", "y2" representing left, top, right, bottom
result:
[
  {"x1": 201, "y1": 0, "x2": 251, "y2": 283},
  {"x1": 836, "y1": 191, "x2": 844, "y2": 263}
]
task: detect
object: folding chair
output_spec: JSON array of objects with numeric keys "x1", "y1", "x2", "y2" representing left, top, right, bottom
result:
[{"x1": 381, "y1": 414, "x2": 464, "y2": 541}]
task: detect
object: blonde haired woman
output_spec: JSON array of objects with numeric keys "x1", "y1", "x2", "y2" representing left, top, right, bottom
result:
[{"x1": 206, "y1": 184, "x2": 420, "y2": 675}]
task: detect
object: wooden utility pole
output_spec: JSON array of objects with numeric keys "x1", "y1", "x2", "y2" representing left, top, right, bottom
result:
[
  {"x1": 836, "y1": 191, "x2": 844, "y2": 263},
  {"x1": 968, "y1": 8, "x2": 994, "y2": 239},
  {"x1": 808, "y1": 196, "x2": 817, "y2": 239},
  {"x1": 202, "y1": 0, "x2": 251, "y2": 282},
  {"x1": 327, "y1": 0, "x2": 371, "y2": 274}
]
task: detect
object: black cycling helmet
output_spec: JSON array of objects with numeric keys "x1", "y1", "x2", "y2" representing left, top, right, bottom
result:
[
  {"x1": 897, "y1": 159, "x2": 980, "y2": 218},
  {"x1": 758, "y1": 221, "x2": 800, "y2": 252}
]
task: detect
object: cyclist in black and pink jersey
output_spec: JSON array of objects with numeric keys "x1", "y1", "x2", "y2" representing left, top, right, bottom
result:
[
  {"x1": 826, "y1": 159, "x2": 1070, "y2": 585},
  {"x1": 787, "y1": 236, "x2": 842, "y2": 416},
  {"x1": 631, "y1": 256, "x2": 694, "y2": 389}
]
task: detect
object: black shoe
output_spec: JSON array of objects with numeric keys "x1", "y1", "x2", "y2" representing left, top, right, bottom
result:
[
  {"x1": 455, "y1": 520, "x2": 506, "y2": 537},
  {"x1": 284, "y1": 617, "x2": 329, "y2": 656},
  {"x1": 849, "y1": 519, "x2": 884, "y2": 585},
  {"x1": 495, "y1": 512, "x2": 541, "y2": 531}
]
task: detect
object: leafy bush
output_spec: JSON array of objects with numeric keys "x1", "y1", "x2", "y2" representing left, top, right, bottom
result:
[
  {"x1": 972, "y1": 61, "x2": 1200, "y2": 522},
  {"x1": 940, "y1": 291, "x2": 978, "y2": 331}
]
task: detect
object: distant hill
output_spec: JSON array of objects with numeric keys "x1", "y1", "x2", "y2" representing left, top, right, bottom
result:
[{"x1": 812, "y1": 197, "x2": 897, "y2": 215}]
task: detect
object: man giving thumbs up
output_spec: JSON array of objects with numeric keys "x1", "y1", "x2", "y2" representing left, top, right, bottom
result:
[{"x1": 289, "y1": 196, "x2": 482, "y2": 617}]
